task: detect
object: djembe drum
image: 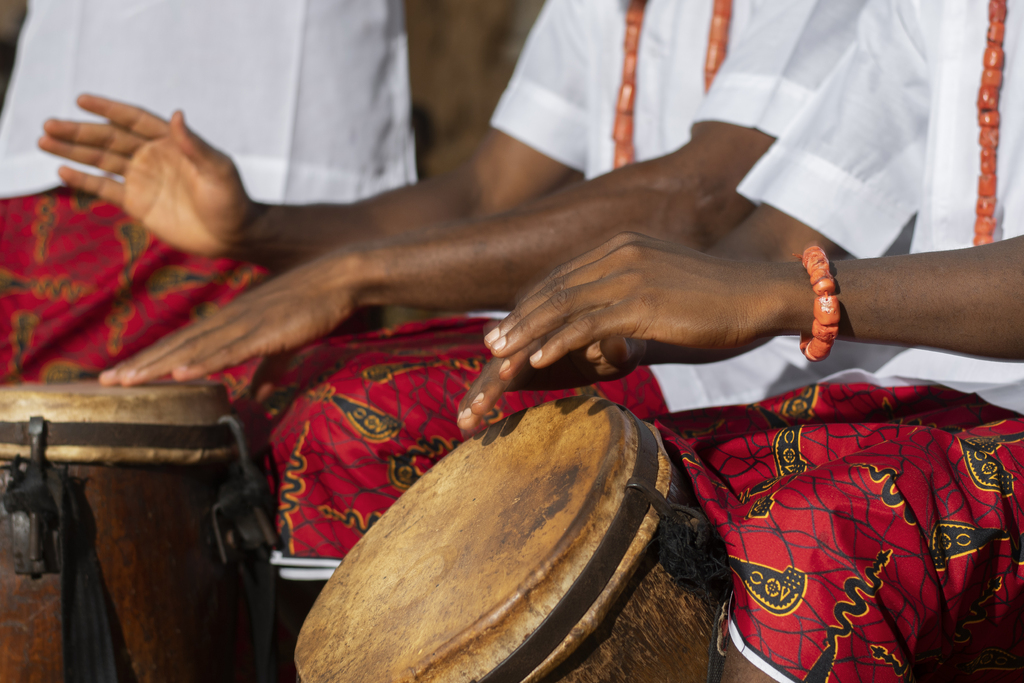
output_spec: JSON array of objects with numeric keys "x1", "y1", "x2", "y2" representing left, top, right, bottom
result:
[
  {"x1": 0, "y1": 381, "x2": 257, "y2": 682},
  {"x1": 296, "y1": 396, "x2": 716, "y2": 683}
]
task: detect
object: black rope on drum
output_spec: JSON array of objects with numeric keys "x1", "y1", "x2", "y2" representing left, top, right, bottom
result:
[{"x1": 626, "y1": 479, "x2": 733, "y2": 683}]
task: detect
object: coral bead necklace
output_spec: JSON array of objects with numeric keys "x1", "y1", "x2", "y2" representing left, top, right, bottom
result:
[
  {"x1": 613, "y1": 0, "x2": 733, "y2": 168},
  {"x1": 975, "y1": 0, "x2": 1008, "y2": 245}
]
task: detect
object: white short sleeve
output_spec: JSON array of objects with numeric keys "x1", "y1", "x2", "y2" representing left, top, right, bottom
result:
[
  {"x1": 490, "y1": 0, "x2": 591, "y2": 171},
  {"x1": 737, "y1": 0, "x2": 929, "y2": 257},
  {"x1": 696, "y1": 0, "x2": 870, "y2": 138}
]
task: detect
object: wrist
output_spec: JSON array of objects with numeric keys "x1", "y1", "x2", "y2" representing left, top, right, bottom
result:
[
  {"x1": 755, "y1": 261, "x2": 816, "y2": 338},
  {"x1": 224, "y1": 200, "x2": 271, "y2": 262},
  {"x1": 323, "y1": 250, "x2": 381, "y2": 309}
]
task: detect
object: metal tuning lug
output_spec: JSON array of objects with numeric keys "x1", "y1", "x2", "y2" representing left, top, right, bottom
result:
[
  {"x1": 211, "y1": 415, "x2": 279, "y2": 564},
  {"x1": 2, "y1": 417, "x2": 61, "y2": 576}
]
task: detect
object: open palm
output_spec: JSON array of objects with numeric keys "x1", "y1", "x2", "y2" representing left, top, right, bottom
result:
[{"x1": 39, "y1": 94, "x2": 255, "y2": 258}]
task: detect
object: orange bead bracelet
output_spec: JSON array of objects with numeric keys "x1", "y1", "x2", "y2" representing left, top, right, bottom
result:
[{"x1": 799, "y1": 246, "x2": 838, "y2": 362}]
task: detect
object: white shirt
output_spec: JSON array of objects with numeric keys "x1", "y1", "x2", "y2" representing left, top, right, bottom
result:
[
  {"x1": 491, "y1": 0, "x2": 886, "y2": 412},
  {"x1": 0, "y1": 0, "x2": 416, "y2": 204},
  {"x1": 740, "y1": 0, "x2": 1024, "y2": 414}
]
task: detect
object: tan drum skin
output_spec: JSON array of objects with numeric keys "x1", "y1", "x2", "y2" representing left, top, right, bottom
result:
[
  {"x1": 0, "y1": 381, "x2": 236, "y2": 464},
  {"x1": 295, "y1": 396, "x2": 714, "y2": 683}
]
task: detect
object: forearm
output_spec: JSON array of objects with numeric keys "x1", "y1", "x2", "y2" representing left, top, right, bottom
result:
[
  {"x1": 233, "y1": 167, "x2": 483, "y2": 271},
  {"x1": 757, "y1": 237, "x2": 1024, "y2": 359},
  {"x1": 231, "y1": 130, "x2": 582, "y2": 271},
  {"x1": 708, "y1": 203, "x2": 848, "y2": 263},
  {"x1": 347, "y1": 122, "x2": 775, "y2": 312}
]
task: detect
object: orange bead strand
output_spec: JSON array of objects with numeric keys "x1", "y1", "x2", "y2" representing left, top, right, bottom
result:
[
  {"x1": 975, "y1": 0, "x2": 1007, "y2": 246},
  {"x1": 799, "y1": 247, "x2": 839, "y2": 362},
  {"x1": 705, "y1": 0, "x2": 733, "y2": 91},
  {"x1": 613, "y1": 0, "x2": 733, "y2": 168}
]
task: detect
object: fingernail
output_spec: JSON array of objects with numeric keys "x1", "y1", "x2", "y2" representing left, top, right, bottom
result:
[
  {"x1": 122, "y1": 369, "x2": 137, "y2": 382},
  {"x1": 530, "y1": 349, "x2": 543, "y2": 365},
  {"x1": 472, "y1": 392, "x2": 485, "y2": 406},
  {"x1": 484, "y1": 327, "x2": 501, "y2": 345},
  {"x1": 458, "y1": 408, "x2": 471, "y2": 424},
  {"x1": 491, "y1": 336, "x2": 506, "y2": 353},
  {"x1": 99, "y1": 369, "x2": 116, "y2": 382},
  {"x1": 500, "y1": 359, "x2": 511, "y2": 375}
]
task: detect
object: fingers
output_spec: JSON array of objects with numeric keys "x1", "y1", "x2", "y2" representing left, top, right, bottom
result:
[
  {"x1": 486, "y1": 260, "x2": 607, "y2": 353},
  {"x1": 39, "y1": 133, "x2": 131, "y2": 176},
  {"x1": 457, "y1": 343, "x2": 540, "y2": 435},
  {"x1": 56, "y1": 167, "x2": 125, "y2": 205},
  {"x1": 457, "y1": 357, "x2": 513, "y2": 435},
  {"x1": 489, "y1": 272, "x2": 632, "y2": 362},
  {"x1": 597, "y1": 336, "x2": 644, "y2": 370},
  {"x1": 485, "y1": 237, "x2": 647, "y2": 354},
  {"x1": 99, "y1": 314, "x2": 264, "y2": 387},
  {"x1": 76, "y1": 94, "x2": 170, "y2": 139},
  {"x1": 41, "y1": 119, "x2": 147, "y2": 155},
  {"x1": 524, "y1": 305, "x2": 639, "y2": 370}
]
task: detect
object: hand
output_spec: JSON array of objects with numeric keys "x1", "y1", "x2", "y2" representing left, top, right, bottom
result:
[
  {"x1": 456, "y1": 335, "x2": 646, "y2": 434},
  {"x1": 455, "y1": 233, "x2": 807, "y2": 429},
  {"x1": 38, "y1": 94, "x2": 258, "y2": 258},
  {"x1": 98, "y1": 255, "x2": 360, "y2": 387}
]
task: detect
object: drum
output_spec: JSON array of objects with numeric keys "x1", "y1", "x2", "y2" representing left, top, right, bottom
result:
[
  {"x1": 0, "y1": 381, "x2": 241, "y2": 682},
  {"x1": 295, "y1": 396, "x2": 715, "y2": 683}
]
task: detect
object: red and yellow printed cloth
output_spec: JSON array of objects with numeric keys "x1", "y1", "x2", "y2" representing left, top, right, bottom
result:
[{"x1": 7, "y1": 189, "x2": 1024, "y2": 680}]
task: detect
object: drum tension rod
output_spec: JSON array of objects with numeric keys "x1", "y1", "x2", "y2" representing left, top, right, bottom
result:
[
  {"x1": 2, "y1": 417, "x2": 62, "y2": 576},
  {"x1": 211, "y1": 415, "x2": 279, "y2": 564}
]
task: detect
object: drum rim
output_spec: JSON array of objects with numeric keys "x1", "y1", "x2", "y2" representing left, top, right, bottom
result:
[
  {"x1": 295, "y1": 398, "x2": 667, "y2": 683},
  {"x1": 0, "y1": 419, "x2": 234, "y2": 451},
  {"x1": 474, "y1": 409, "x2": 661, "y2": 682}
]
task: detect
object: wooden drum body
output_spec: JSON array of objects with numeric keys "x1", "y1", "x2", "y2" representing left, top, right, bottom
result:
[
  {"x1": 0, "y1": 382, "x2": 239, "y2": 682},
  {"x1": 296, "y1": 396, "x2": 714, "y2": 683}
]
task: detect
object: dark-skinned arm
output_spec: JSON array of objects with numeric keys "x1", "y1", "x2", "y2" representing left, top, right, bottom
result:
[
  {"x1": 96, "y1": 122, "x2": 775, "y2": 386},
  {"x1": 458, "y1": 219, "x2": 1024, "y2": 430},
  {"x1": 39, "y1": 96, "x2": 580, "y2": 270},
  {"x1": 296, "y1": 121, "x2": 776, "y2": 313},
  {"x1": 236, "y1": 129, "x2": 583, "y2": 270}
]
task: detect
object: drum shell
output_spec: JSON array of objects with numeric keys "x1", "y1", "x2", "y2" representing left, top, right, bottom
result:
[
  {"x1": 0, "y1": 462, "x2": 237, "y2": 682},
  {"x1": 536, "y1": 550, "x2": 714, "y2": 683},
  {"x1": 296, "y1": 397, "x2": 716, "y2": 683}
]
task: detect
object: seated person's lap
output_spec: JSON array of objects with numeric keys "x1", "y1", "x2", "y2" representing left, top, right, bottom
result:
[
  {"x1": 0, "y1": 187, "x2": 264, "y2": 383},
  {"x1": 657, "y1": 382, "x2": 1024, "y2": 681},
  {"x1": 252, "y1": 316, "x2": 668, "y2": 558}
]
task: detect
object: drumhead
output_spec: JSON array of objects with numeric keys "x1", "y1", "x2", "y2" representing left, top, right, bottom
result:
[
  {"x1": 0, "y1": 381, "x2": 236, "y2": 464},
  {"x1": 295, "y1": 396, "x2": 671, "y2": 683}
]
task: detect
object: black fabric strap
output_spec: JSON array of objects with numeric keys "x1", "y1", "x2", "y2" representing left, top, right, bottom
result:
[
  {"x1": 60, "y1": 473, "x2": 119, "y2": 683},
  {"x1": 0, "y1": 421, "x2": 233, "y2": 450},
  {"x1": 241, "y1": 558, "x2": 277, "y2": 683}
]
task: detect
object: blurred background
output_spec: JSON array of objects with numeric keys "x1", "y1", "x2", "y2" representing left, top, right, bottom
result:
[{"x1": 405, "y1": 0, "x2": 544, "y2": 177}]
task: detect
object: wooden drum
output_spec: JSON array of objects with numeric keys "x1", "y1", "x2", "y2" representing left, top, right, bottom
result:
[
  {"x1": 296, "y1": 396, "x2": 714, "y2": 683},
  {"x1": 0, "y1": 381, "x2": 240, "y2": 682}
]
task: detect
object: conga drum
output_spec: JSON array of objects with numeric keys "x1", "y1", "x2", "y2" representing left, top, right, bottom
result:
[
  {"x1": 0, "y1": 381, "x2": 243, "y2": 682},
  {"x1": 296, "y1": 396, "x2": 716, "y2": 683}
]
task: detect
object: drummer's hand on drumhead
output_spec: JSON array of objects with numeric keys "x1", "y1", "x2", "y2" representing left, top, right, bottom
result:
[
  {"x1": 38, "y1": 94, "x2": 258, "y2": 259},
  {"x1": 479, "y1": 232, "x2": 792, "y2": 374},
  {"x1": 456, "y1": 336, "x2": 646, "y2": 435},
  {"x1": 98, "y1": 256, "x2": 360, "y2": 387}
]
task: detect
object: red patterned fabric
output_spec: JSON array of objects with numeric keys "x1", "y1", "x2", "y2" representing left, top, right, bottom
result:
[
  {"x1": 657, "y1": 383, "x2": 1024, "y2": 682},
  {"x1": 0, "y1": 188, "x2": 670, "y2": 563},
  {"x1": 258, "y1": 316, "x2": 668, "y2": 559},
  {"x1": 0, "y1": 188, "x2": 265, "y2": 382}
]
